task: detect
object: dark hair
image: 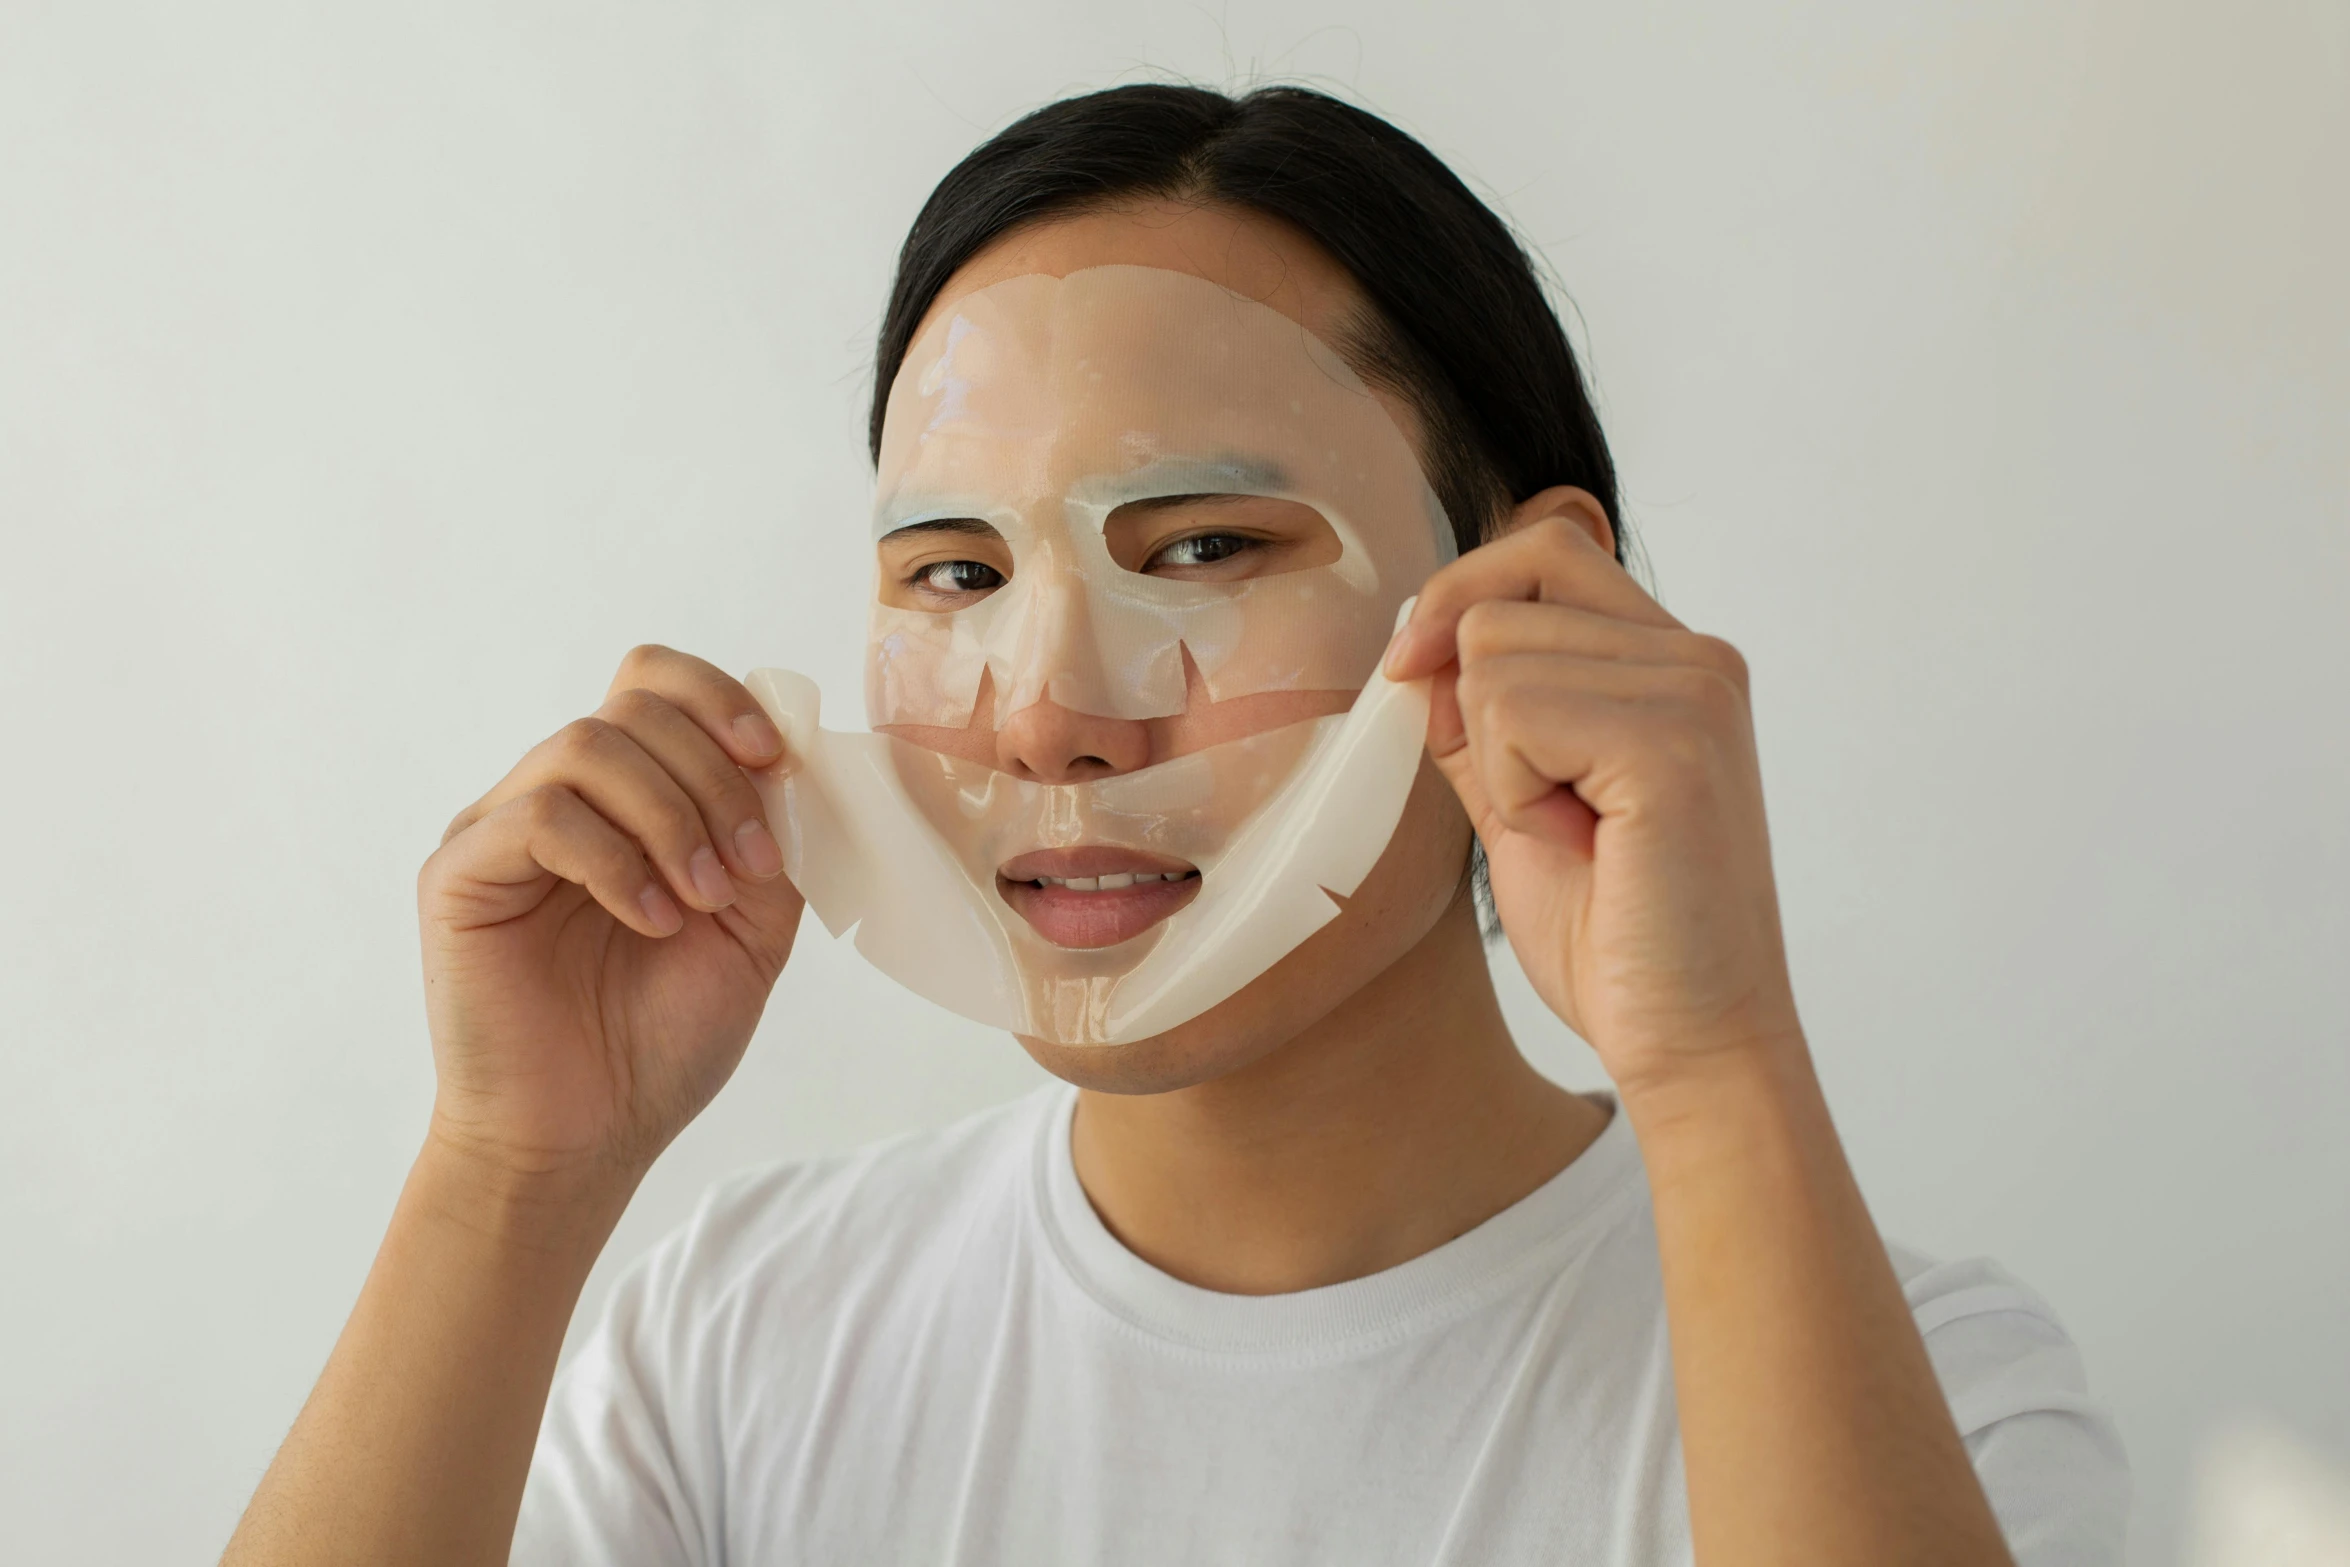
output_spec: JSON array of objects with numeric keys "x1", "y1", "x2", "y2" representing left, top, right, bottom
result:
[
  {"x1": 869, "y1": 82, "x2": 1623, "y2": 564},
  {"x1": 870, "y1": 83, "x2": 1624, "y2": 934}
]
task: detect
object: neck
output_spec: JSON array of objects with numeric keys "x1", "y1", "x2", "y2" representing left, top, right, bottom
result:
[{"x1": 1069, "y1": 897, "x2": 1609, "y2": 1295}]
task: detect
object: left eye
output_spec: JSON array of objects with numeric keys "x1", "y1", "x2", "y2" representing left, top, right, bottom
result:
[
  {"x1": 914, "y1": 560, "x2": 1004, "y2": 594},
  {"x1": 1149, "y1": 533, "x2": 1254, "y2": 569}
]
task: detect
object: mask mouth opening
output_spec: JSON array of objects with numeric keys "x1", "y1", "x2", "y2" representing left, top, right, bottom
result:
[{"x1": 996, "y1": 847, "x2": 1204, "y2": 950}]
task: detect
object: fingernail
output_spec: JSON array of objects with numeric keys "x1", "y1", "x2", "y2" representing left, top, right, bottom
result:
[
  {"x1": 735, "y1": 817, "x2": 784, "y2": 878},
  {"x1": 1383, "y1": 624, "x2": 1414, "y2": 676},
  {"x1": 638, "y1": 883, "x2": 684, "y2": 935},
  {"x1": 733, "y1": 712, "x2": 783, "y2": 760},
  {"x1": 689, "y1": 845, "x2": 736, "y2": 908}
]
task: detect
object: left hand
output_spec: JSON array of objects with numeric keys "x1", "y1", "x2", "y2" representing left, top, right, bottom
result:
[{"x1": 1384, "y1": 494, "x2": 1803, "y2": 1094}]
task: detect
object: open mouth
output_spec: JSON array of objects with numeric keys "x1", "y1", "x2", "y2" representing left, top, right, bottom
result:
[{"x1": 997, "y1": 846, "x2": 1203, "y2": 949}]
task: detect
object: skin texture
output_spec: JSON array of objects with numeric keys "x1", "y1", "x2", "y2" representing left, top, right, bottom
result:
[{"x1": 223, "y1": 201, "x2": 2015, "y2": 1567}]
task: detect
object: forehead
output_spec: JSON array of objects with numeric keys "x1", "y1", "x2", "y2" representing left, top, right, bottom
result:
[
  {"x1": 874, "y1": 265, "x2": 1403, "y2": 527},
  {"x1": 877, "y1": 203, "x2": 1434, "y2": 527},
  {"x1": 918, "y1": 199, "x2": 1368, "y2": 349}
]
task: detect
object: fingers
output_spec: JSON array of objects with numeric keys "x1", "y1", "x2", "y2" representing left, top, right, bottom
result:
[
  {"x1": 600, "y1": 686, "x2": 786, "y2": 885},
  {"x1": 518, "y1": 716, "x2": 748, "y2": 913},
  {"x1": 1452, "y1": 654, "x2": 1751, "y2": 831},
  {"x1": 1386, "y1": 515, "x2": 1682, "y2": 681},
  {"x1": 1416, "y1": 596, "x2": 1756, "y2": 852},
  {"x1": 1452, "y1": 599, "x2": 1745, "y2": 681},
  {"x1": 442, "y1": 647, "x2": 793, "y2": 928},
  {"x1": 1424, "y1": 601, "x2": 1746, "y2": 755},
  {"x1": 606, "y1": 644, "x2": 784, "y2": 770},
  {"x1": 425, "y1": 783, "x2": 685, "y2": 939}
]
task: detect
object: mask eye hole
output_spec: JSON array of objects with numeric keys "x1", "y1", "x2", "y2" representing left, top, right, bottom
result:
[
  {"x1": 1103, "y1": 494, "x2": 1342, "y2": 582},
  {"x1": 876, "y1": 519, "x2": 1012, "y2": 612}
]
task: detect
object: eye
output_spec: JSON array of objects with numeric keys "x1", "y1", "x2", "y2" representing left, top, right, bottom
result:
[
  {"x1": 1145, "y1": 532, "x2": 1259, "y2": 572},
  {"x1": 912, "y1": 559, "x2": 1005, "y2": 597}
]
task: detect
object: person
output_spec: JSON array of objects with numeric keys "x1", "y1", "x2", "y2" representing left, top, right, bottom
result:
[{"x1": 222, "y1": 84, "x2": 2129, "y2": 1566}]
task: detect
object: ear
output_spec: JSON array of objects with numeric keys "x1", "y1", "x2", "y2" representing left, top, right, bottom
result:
[{"x1": 1505, "y1": 485, "x2": 1615, "y2": 560}]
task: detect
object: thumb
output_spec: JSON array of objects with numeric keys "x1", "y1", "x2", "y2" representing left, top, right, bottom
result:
[{"x1": 1424, "y1": 663, "x2": 1515, "y2": 852}]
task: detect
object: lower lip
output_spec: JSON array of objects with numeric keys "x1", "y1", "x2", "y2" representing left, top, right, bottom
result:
[{"x1": 998, "y1": 874, "x2": 1202, "y2": 949}]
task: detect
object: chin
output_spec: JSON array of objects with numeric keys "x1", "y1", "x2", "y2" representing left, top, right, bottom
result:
[{"x1": 1015, "y1": 995, "x2": 1298, "y2": 1095}]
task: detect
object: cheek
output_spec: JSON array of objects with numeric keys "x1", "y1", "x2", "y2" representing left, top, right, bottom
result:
[
  {"x1": 1341, "y1": 758, "x2": 1477, "y2": 938},
  {"x1": 1144, "y1": 684, "x2": 1358, "y2": 758},
  {"x1": 1207, "y1": 756, "x2": 1475, "y2": 1016}
]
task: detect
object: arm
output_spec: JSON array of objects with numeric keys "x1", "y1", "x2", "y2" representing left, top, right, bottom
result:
[
  {"x1": 221, "y1": 1141, "x2": 630, "y2": 1564},
  {"x1": 1388, "y1": 509, "x2": 2013, "y2": 1566},
  {"x1": 1632, "y1": 1043, "x2": 2009, "y2": 1563},
  {"x1": 223, "y1": 646, "x2": 805, "y2": 1567}
]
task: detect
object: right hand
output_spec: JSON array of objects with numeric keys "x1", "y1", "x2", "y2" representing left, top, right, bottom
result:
[{"x1": 418, "y1": 645, "x2": 806, "y2": 1187}]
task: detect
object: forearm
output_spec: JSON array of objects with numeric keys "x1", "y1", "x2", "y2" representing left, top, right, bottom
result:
[
  {"x1": 222, "y1": 1133, "x2": 634, "y2": 1567},
  {"x1": 1622, "y1": 1040, "x2": 2013, "y2": 1567}
]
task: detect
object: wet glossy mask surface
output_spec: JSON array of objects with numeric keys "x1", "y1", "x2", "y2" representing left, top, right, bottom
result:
[{"x1": 749, "y1": 266, "x2": 1448, "y2": 1044}]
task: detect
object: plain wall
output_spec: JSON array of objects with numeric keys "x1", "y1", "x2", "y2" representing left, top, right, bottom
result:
[{"x1": 2, "y1": 2, "x2": 2343, "y2": 1561}]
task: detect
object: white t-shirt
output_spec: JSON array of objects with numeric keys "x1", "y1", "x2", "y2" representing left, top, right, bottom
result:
[{"x1": 515, "y1": 1087, "x2": 2130, "y2": 1565}]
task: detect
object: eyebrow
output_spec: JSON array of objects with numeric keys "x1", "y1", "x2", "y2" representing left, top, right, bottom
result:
[
  {"x1": 878, "y1": 516, "x2": 1001, "y2": 544},
  {"x1": 1107, "y1": 492, "x2": 1268, "y2": 516},
  {"x1": 1106, "y1": 455, "x2": 1292, "y2": 498}
]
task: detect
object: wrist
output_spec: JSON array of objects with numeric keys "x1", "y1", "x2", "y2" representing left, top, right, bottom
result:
[
  {"x1": 1614, "y1": 1033, "x2": 1858, "y2": 1247},
  {"x1": 1611, "y1": 1027, "x2": 1819, "y2": 1142},
  {"x1": 412, "y1": 1118, "x2": 643, "y2": 1262}
]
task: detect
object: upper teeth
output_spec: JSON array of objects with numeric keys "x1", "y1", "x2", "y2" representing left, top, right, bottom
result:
[{"x1": 1036, "y1": 871, "x2": 1180, "y2": 890}]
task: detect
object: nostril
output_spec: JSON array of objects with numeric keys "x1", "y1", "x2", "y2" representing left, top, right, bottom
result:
[
  {"x1": 1030, "y1": 757, "x2": 1118, "y2": 785},
  {"x1": 993, "y1": 701, "x2": 1151, "y2": 783}
]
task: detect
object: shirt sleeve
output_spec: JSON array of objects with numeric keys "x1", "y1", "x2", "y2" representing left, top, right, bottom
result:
[
  {"x1": 1904, "y1": 1256, "x2": 2133, "y2": 1567},
  {"x1": 511, "y1": 1211, "x2": 724, "y2": 1567}
]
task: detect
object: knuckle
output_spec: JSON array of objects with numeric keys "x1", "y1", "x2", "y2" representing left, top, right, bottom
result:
[
  {"x1": 519, "y1": 782, "x2": 574, "y2": 829},
  {"x1": 1458, "y1": 668, "x2": 1525, "y2": 742},
  {"x1": 1664, "y1": 664, "x2": 1743, "y2": 727},
  {"x1": 1452, "y1": 660, "x2": 1495, "y2": 718},
  {"x1": 647, "y1": 794, "x2": 708, "y2": 855},
  {"x1": 618, "y1": 643, "x2": 674, "y2": 678},
  {"x1": 594, "y1": 831, "x2": 647, "y2": 881},
  {"x1": 1686, "y1": 632, "x2": 1749, "y2": 686},
  {"x1": 676, "y1": 770, "x2": 747, "y2": 831},
  {"x1": 708, "y1": 766, "x2": 762, "y2": 816},
  {"x1": 554, "y1": 714, "x2": 616, "y2": 760},
  {"x1": 1457, "y1": 601, "x2": 1494, "y2": 662},
  {"x1": 1454, "y1": 600, "x2": 1503, "y2": 661},
  {"x1": 602, "y1": 684, "x2": 666, "y2": 725}
]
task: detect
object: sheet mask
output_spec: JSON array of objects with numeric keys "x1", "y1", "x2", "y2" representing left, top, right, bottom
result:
[{"x1": 748, "y1": 265, "x2": 1453, "y2": 1044}]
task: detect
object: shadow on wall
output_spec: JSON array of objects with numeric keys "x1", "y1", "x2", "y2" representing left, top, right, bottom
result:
[{"x1": 2188, "y1": 1421, "x2": 2350, "y2": 1567}]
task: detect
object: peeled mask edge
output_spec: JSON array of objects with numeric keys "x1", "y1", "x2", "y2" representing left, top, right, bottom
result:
[{"x1": 745, "y1": 612, "x2": 1432, "y2": 1046}]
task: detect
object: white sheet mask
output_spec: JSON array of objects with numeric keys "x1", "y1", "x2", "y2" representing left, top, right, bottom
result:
[
  {"x1": 866, "y1": 265, "x2": 1451, "y2": 726},
  {"x1": 747, "y1": 264, "x2": 1453, "y2": 1045}
]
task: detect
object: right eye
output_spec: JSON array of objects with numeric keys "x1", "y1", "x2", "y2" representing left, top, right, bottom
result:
[
  {"x1": 911, "y1": 559, "x2": 1005, "y2": 598},
  {"x1": 876, "y1": 518, "x2": 1012, "y2": 612}
]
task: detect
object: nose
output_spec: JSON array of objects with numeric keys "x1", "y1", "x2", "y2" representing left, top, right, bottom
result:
[{"x1": 995, "y1": 697, "x2": 1151, "y2": 783}]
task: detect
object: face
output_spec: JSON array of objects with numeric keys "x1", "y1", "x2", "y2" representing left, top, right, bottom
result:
[{"x1": 870, "y1": 201, "x2": 1481, "y2": 1094}]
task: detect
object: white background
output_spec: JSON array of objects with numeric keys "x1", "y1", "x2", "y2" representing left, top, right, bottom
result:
[{"x1": 2, "y1": 3, "x2": 2343, "y2": 1562}]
